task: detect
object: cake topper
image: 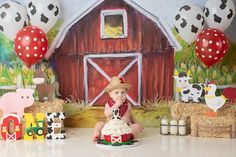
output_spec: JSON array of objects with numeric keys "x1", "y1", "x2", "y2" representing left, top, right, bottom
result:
[{"x1": 112, "y1": 109, "x2": 121, "y2": 120}]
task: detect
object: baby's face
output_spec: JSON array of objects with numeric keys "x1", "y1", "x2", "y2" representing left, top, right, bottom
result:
[{"x1": 109, "y1": 88, "x2": 127, "y2": 102}]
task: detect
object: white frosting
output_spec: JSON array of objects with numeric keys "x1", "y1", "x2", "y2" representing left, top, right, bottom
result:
[{"x1": 101, "y1": 119, "x2": 132, "y2": 136}]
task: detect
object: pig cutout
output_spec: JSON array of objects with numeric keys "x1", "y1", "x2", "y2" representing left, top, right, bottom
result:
[{"x1": 0, "y1": 88, "x2": 35, "y2": 117}]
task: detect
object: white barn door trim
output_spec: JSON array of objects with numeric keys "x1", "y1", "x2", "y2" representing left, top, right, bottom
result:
[{"x1": 83, "y1": 53, "x2": 142, "y2": 106}]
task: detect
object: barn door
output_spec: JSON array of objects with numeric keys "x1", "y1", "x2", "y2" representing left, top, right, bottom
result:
[{"x1": 83, "y1": 53, "x2": 142, "y2": 106}]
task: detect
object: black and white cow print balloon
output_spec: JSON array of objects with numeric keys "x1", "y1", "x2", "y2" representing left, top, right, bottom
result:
[
  {"x1": 27, "y1": 0, "x2": 60, "y2": 33},
  {"x1": 204, "y1": 0, "x2": 235, "y2": 31},
  {"x1": 174, "y1": 4, "x2": 205, "y2": 44},
  {"x1": 0, "y1": 1, "x2": 28, "y2": 41}
]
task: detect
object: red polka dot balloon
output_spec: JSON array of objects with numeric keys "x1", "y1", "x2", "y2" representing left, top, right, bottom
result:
[
  {"x1": 195, "y1": 28, "x2": 229, "y2": 68},
  {"x1": 14, "y1": 26, "x2": 48, "y2": 67}
]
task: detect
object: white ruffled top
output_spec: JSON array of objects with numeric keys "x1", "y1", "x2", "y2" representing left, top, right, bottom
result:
[{"x1": 101, "y1": 118, "x2": 132, "y2": 136}]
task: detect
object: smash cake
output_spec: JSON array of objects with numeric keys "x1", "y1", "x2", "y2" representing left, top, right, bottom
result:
[{"x1": 101, "y1": 109, "x2": 133, "y2": 146}]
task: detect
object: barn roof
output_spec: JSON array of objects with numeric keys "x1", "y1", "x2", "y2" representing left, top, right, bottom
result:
[{"x1": 45, "y1": 0, "x2": 182, "y2": 59}]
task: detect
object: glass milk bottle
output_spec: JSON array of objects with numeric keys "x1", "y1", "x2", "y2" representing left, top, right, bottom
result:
[
  {"x1": 170, "y1": 119, "x2": 178, "y2": 135},
  {"x1": 160, "y1": 117, "x2": 169, "y2": 135},
  {"x1": 178, "y1": 119, "x2": 187, "y2": 135}
]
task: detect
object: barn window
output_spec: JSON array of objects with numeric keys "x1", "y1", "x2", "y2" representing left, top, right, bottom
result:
[{"x1": 100, "y1": 9, "x2": 128, "y2": 39}]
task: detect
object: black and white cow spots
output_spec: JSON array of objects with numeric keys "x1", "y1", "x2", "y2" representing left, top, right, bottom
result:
[
  {"x1": 40, "y1": 14, "x2": 49, "y2": 23},
  {"x1": 27, "y1": 0, "x2": 60, "y2": 33},
  {"x1": 0, "y1": 25, "x2": 3, "y2": 31},
  {"x1": 54, "y1": 6, "x2": 59, "y2": 16},
  {"x1": 214, "y1": 14, "x2": 222, "y2": 23},
  {"x1": 228, "y1": 9, "x2": 233, "y2": 19},
  {"x1": 0, "y1": 12, "x2": 6, "y2": 18},
  {"x1": 203, "y1": 7, "x2": 210, "y2": 17},
  {"x1": 0, "y1": 3, "x2": 10, "y2": 9},
  {"x1": 15, "y1": 12, "x2": 21, "y2": 22},
  {"x1": 174, "y1": 4, "x2": 205, "y2": 43},
  {"x1": 0, "y1": 1, "x2": 28, "y2": 40},
  {"x1": 204, "y1": 0, "x2": 235, "y2": 31},
  {"x1": 191, "y1": 25, "x2": 198, "y2": 33},
  {"x1": 174, "y1": 72, "x2": 205, "y2": 103},
  {"x1": 46, "y1": 112, "x2": 66, "y2": 140},
  {"x1": 220, "y1": 0, "x2": 227, "y2": 10},
  {"x1": 180, "y1": 19, "x2": 187, "y2": 28},
  {"x1": 175, "y1": 14, "x2": 181, "y2": 21},
  {"x1": 30, "y1": 6, "x2": 37, "y2": 15},
  {"x1": 179, "y1": 5, "x2": 191, "y2": 11}
]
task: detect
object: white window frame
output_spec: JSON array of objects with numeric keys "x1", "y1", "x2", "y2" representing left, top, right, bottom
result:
[
  {"x1": 83, "y1": 53, "x2": 142, "y2": 106},
  {"x1": 100, "y1": 9, "x2": 128, "y2": 39}
]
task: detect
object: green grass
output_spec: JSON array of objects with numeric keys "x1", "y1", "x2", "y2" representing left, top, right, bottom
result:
[{"x1": 64, "y1": 99, "x2": 173, "y2": 128}]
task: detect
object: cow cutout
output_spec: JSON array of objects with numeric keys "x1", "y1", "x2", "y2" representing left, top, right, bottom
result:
[{"x1": 173, "y1": 70, "x2": 205, "y2": 103}]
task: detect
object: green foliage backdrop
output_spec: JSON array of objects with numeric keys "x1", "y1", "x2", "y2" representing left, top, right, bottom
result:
[
  {"x1": 0, "y1": 19, "x2": 64, "y2": 86},
  {"x1": 173, "y1": 29, "x2": 236, "y2": 85}
]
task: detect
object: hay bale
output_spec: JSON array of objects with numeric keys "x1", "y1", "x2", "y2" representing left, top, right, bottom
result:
[
  {"x1": 171, "y1": 102, "x2": 236, "y2": 134},
  {"x1": 191, "y1": 115, "x2": 236, "y2": 138},
  {"x1": 172, "y1": 102, "x2": 236, "y2": 120},
  {"x1": 24, "y1": 99, "x2": 64, "y2": 114}
]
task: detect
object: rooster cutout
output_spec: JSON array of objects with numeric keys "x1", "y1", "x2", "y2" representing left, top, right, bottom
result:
[{"x1": 204, "y1": 82, "x2": 226, "y2": 117}]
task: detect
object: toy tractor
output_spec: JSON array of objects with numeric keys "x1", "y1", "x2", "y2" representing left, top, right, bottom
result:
[{"x1": 26, "y1": 120, "x2": 44, "y2": 136}]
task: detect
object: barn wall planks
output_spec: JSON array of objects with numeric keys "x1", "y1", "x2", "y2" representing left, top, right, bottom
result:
[
  {"x1": 54, "y1": 0, "x2": 174, "y2": 105},
  {"x1": 56, "y1": 0, "x2": 171, "y2": 55}
]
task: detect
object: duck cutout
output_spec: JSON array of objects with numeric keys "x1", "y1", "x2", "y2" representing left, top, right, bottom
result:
[{"x1": 204, "y1": 82, "x2": 226, "y2": 117}]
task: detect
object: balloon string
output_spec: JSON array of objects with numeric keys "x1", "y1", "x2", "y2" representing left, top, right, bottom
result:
[
  {"x1": 205, "y1": 68, "x2": 209, "y2": 84},
  {"x1": 20, "y1": 68, "x2": 25, "y2": 88}
]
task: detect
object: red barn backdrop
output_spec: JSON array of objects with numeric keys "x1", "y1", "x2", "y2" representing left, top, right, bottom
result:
[{"x1": 50, "y1": 0, "x2": 181, "y2": 106}]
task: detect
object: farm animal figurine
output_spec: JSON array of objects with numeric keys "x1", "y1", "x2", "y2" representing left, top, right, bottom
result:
[
  {"x1": 93, "y1": 76, "x2": 143, "y2": 142},
  {"x1": 0, "y1": 88, "x2": 35, "y2": 117},
  {"x1": 173, "y1": 70, "x2": 205, "y2": 103},
  {"x1": 112, "y1": 109, "x2": 121, "y2": 120},
  {"x1": 204, "y1": 82, "x2": 226, "y2": 117},
  {"x1": 33, "y1": 65, "x2": 60, "y2": 102},
  {"x1": 223, "y1": 87, "x2": 236, "y2": 104}
]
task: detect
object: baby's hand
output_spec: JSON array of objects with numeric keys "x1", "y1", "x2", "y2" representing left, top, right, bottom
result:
[{"x1": 115, "y1": 96, "x2": 124, "y2": 107}]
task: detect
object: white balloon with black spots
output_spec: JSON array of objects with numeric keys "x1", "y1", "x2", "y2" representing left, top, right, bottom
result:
[
  {"x1": 27, "y1": 0, "x2": 60, "y2": 33},
  {"x1": 0, "y1": 1, "x2": 28, "y2": 41},
  {"x1": 174, "y1": 4, "x2": 205, "y2": 44},
  {"x1": 204, "y1": 0, "x2": 235, "y2": 31}
]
